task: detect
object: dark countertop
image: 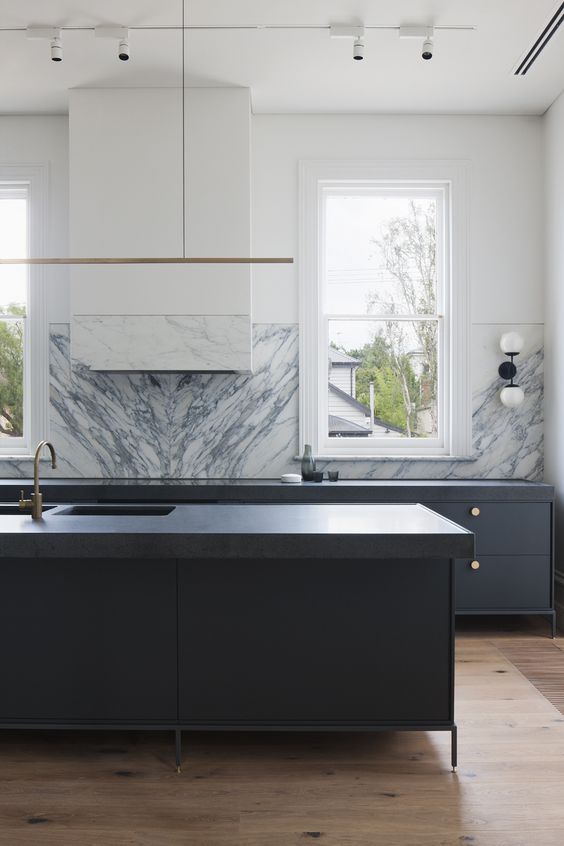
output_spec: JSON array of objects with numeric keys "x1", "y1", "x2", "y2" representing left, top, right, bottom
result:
[
  {"x1": 0, "y1": 478, "x2": 553, "y2": 503},
  {"x1": 0, "y1": 502, "x2": 474, "y2": 559}
]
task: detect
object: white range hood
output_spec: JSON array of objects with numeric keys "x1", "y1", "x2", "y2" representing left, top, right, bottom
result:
[{"x1": 69, "y1": 87, "x2": 253, "y2": 372}]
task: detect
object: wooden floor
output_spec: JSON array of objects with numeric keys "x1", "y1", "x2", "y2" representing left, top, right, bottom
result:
[{"x1": 0, "y1": 617, "x2": 563, "y2": 846}]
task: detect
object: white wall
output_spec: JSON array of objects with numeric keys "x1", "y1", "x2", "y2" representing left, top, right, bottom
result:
[
  {"x1": 0, "y1": 113, "x2": 544, "y2": 328},
  {"x1": 544, "y1": 91, "x2": 564, "y2": 626},
  {"x1": 0, "y1": 116, "x2": 68, "y2": 323},
  {"x1": 0, "y1": 111, "x2": 546, "y2": 481},
  {"x1": 252, "y1": 115, "x2": 544, "y2": 325}
]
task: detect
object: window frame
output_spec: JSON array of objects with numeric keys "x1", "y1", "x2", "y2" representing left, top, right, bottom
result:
[
  {"x1": 0, "y1": 164, "x2": 49, "y2": 458},
  {"x1": 299, "y1": 160, "x2": 470, "y2": 460}
]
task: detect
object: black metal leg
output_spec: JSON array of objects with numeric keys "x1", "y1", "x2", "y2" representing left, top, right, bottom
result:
[
  {"x1": 175, "y1": 729, "x2": 182, "y2": 774},
  {"x1": 550, "y1": 612, "x2": 557, "y2": 640},
  {"x1": 451, "y1": 724, "x2": 457, "y2": 773}
]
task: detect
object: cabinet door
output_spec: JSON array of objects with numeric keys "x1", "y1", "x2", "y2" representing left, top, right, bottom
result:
[
  {"x1": 455, "y1": 555, "x2": 551, "y2": 611},
  {"x1": 179, "y1": 558, "x2": 452, "y2": 725},
  {"x1": 0, "y1": 559, "x2": 177, "y2": 723}
]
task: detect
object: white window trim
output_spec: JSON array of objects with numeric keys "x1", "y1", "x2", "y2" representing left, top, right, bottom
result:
[
  {"x1": 299, "y1": 159, "x2": 470, "y2": 460},
  {"x1": 0, "y1": 164, "x2": 49, "y2": 458}
]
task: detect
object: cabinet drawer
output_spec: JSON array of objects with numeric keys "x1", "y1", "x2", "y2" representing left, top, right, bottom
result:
[
  {"x1": 429, "y1": 502, "x2": 550, "y2": 555},
  {"x1": 455, "y1": 555, "x2": 551, "y2": 611}
]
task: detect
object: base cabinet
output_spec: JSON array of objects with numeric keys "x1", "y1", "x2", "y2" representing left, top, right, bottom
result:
[
  {"x1": 428, "y1": 500, "x2": 553, "y2": 618},
  {"x1": 455, "y1": 556, "x2": 551, "y2": 611},
  {"x1": 0, "y1": 554, "x2": 457, "y2": 766},
  {"x1": 0, "y1": 559, "x2": 177, "y2": 722},
  {"x1": 178, "y1": 558, "x2": 453, "y2": 725}
]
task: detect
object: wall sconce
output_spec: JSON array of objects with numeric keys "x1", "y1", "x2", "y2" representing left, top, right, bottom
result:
[{"x1": 498, "y1": 332, "x2": 525, "y2": 407}]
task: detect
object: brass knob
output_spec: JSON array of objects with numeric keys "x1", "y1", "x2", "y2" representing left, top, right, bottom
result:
[
  {"x1": 470, "y1": 506, "x2": 480, "y2": 517},
  {"x1": 470, "y1": 560, "x2": 480, "y2": 570}
]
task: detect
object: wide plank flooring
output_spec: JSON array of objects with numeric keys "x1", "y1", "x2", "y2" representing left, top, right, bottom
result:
[{"x1": 0, "y1": 616, "x2": 563, "y2": 846}]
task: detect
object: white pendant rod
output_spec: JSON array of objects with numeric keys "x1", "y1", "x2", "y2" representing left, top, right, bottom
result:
[{"x1": 182, "y1": 0, "x2": 186, "y2": 260}]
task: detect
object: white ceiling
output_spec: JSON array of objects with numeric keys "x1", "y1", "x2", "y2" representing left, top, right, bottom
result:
[{"x1": 1, "y1": 0, "x2": 563, "y2": 114}]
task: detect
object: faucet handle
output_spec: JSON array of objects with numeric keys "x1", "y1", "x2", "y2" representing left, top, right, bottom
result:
[{"x1": 19, "y1": 490, "x2": 32, "y2": 511}]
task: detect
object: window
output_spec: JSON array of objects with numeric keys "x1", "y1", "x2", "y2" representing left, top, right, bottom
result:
[
  {"x1": 0, "y1": 166, "x2": 48, "y2": 457},
  {"x1": 299, "y1": 161, "x2": 469, "y2": 459}
]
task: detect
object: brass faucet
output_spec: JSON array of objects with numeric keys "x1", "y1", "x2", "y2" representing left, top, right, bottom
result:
[{"x1": 19, "y1": 440, "x2": 57, "y2": 520}]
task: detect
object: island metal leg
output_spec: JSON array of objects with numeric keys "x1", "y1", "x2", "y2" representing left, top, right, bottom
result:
[
  {"x1": 175, "y1": 729, "x2": 182, "y2": 774},
  {"x1": 451, "y1": 724, "x2": 457, "y2": 773}
]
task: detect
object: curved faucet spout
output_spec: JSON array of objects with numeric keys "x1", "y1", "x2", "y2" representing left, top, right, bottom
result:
[
  {"x1": 34, "y1": 440, "x2": 57, "y2": 476},
  {"x1": 19, "y1": 440, "x2": 57, "y2": 520}
]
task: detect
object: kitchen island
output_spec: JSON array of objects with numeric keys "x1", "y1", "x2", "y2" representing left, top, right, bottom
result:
[{"x1": 0, "y1": 502, "x2": 473, "y2": 771}]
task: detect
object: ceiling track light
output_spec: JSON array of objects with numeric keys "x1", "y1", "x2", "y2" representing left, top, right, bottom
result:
[
  {"x1": 118, "y1": 35, "x2": 130, "y2": 61},
  {"x1": 422, "y1": 37, "x2": 434, "y2": 60},
  {"x1": 26, "y1": 27, "x2": 63, "y2": 62},
  {"x1": 399, "y1": 25, "x2": 435, "y2": 60},
  {"x1": 353, "y1": 36, "x2": 364, "y2": 60},
  {"x1": 329, "y1": 25, "x2": 366, "y2": 61},
  {"x1": 51, "y1": 30, "x2": 62, "y2": 62},
  {"x1": 95, "y1": 27, "x2": 130, "y2": 61}
]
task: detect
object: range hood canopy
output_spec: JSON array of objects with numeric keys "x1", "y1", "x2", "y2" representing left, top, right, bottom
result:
[{"x1": 1, "y1": 0, "x2": 293, "y2": 269}]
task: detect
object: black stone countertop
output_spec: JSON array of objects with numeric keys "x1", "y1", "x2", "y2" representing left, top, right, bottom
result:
[
  {"x1": 0, "y1": 477, "x2": 554, "y2": 503},
  {"x1": 0, "y1": 503, "x2": 474, "y2": 560}
]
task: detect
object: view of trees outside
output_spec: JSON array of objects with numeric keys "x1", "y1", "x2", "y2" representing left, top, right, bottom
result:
[
  {"x1": 0, "y1": 308, "x2": 24, "y2": 437},
  {"x1": 326, "y1": 194, "x2": 439, "y2": 438},
  {"x1": 0, "y1": 195, "x2": 27, "y2": 439}
]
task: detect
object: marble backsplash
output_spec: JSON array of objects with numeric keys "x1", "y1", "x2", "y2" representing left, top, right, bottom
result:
[{"x1": 1, "y1": 322, "x2": 543, "y2": 480}]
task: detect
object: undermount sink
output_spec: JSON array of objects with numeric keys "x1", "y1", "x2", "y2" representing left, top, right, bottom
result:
[
  {"x1": 56, "y1": 505, "x2": 176, "y2": 517},
  {"x1": 0, "y1": 505, "x2": 56, "y2": 515}
]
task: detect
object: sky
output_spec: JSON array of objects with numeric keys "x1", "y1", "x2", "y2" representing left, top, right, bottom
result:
[
  {"x1": 325, "y1": 193, "x2": 435, "y2": 350},
  {"x1": 0, "y1": 197, "x2": 27, "y2": 312}
]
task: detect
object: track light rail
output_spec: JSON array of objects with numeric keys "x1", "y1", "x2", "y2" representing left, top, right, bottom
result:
[
  {"x1": 0, "y1": 257, "x2": 294, "y2": 265},
  {"x1": 1, "y1": 25, "x2": 476, "y2": 33}
]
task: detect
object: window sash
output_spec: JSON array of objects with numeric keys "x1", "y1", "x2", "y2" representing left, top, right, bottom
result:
[
  {"x1": 320, "y1": 317, "x2": 446, "y2": 455},
  {"x1": 320, "y1": 185, "x2": 446, "y2": 453},
  {"x1": 299, "y1": 160, "x2": 470, "y2": 460}
]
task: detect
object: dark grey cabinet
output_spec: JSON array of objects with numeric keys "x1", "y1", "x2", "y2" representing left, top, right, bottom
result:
[
  {"x1": 0, "y1": 552, "x2": 459, "y2": 768},
  {"x1": 455, "y1": 556, "x2": 551, "y2": 611},
  {"x1": 178, "y1": 557, "x2": 453, "y2": 725},
  {"x1": 0, "y1": 559, "x2": 177, "y2": 722},
  {"x1": 429, "y1": 502, "x2": 551, "y2": 556},
  {"x1": 428, "y1": 499, "x2": 553, "y2": 631}
]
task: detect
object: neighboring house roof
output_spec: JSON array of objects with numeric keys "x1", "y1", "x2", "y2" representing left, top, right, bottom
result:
[
  {"x1": 328, "y1": 382, "x2": 405, "y2": 435},
  {"x1": 328, "y1": 414, "x2": 371, "y2": 437},
  {"x1": 328, "y1": 347, "x2": 361, "y2": 366}
]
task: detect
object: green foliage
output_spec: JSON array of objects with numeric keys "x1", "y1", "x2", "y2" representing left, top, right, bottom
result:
[
  {"x1": 0, "y1": 304, "x2": 25, "y2": 437},
  {"x1": 367, "y1": 200, "x2": 438, "y2": 437},
  {"x1": 343, "y1": 333, "x2": 420, "y2": 434}
]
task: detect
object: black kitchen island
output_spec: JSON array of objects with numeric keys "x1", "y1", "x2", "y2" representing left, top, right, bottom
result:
[{"x1": 0, "y1": 502, "x2": 473, "y2": 771}]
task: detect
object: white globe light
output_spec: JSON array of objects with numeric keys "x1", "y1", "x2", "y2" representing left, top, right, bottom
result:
[
  {"x1": 500, "y1": 332, "x2": 524, "y2": 355},
  {"x1": 500, "y1": 385, "x2": 525, "y2": 407}
]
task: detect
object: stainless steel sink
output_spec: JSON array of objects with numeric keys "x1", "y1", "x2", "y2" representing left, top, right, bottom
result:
[{"x1": 55, "y1": 505, "x2": 176, "y2": 517}]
